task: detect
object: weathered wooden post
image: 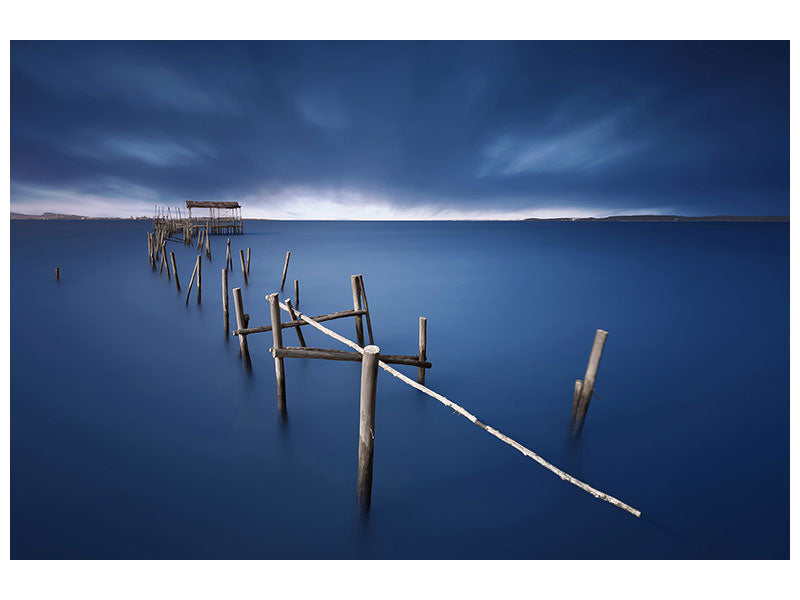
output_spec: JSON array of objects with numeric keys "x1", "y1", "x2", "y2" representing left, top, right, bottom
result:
[
  {"x1": 351, "y1": 275, "x2": 365, "y2": 347},
  {"x1": 222, "y1": 268, "x2": 229, "y2": 330},
  {"x1": 197, "y1": 253, "x2": 202, "y2": 302},
  {"x1": 170, "y1": 252, "x2": 181, "y2": 291},
  {"x1": 357, "y1": 274, "x2": 374, "y2": 345},
  {"x1": 232, "y1": 287, "x2": 250, "y2": 362},
  {"x1": 163, "y1": 247, "x2": 171, "y2": 281},
  {"x1": 571, "y1": 329, "x2": 608, "y2": 434},
  {"x1": 55, "y1": 267, "x2": 60, "y2": 281},
  {"x1": 268, "y1": 293, "x2": 287, "y2": 414},
  {"x1": 417, "y1": 317, "x2": 427, "y2": 384},
  {"x1": 226, "y1": 238, "x2": 232, "y2": 270},
  {"x1": 357, "y1": 344, "x2": 380, "y2": 511},
  {"x1": 285, "y1": 298, "x2": 306, "y2": 347},
  {"x1": 205, "y1": 225, "x2": 211, "y2": 259},
  {"x1": 239, "y1": 249, "x2": 248, "y2": 284},
  {"x1": 246, "y1": 247, "x2": 251, "y2": 276},
  {"x1": 280, "y1": 251, "x2": 291, "y2": 291},
  {"x1": 294, "y1": 279, "x2": 300, "y2": 309},
  {"x1": 185, "y1": 257, "x2": 199, "y2": 303}
]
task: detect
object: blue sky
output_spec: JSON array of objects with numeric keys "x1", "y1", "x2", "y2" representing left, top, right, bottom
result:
[{"x1": 10, "y1": 41, "x2": 788, "y2": 219}]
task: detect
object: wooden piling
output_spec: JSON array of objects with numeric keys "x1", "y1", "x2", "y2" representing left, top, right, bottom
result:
[
  {"x1": 170, "y1": 252, "x2": 181, "y2": 290},
  {"x1": 280, "y1": 251, "x2": 291, "y2": 291},
  {"x1": 357, "y1": 274, "x2": 374, "y2": 345},
  {"x1": 417, "y1": 317, "x2": 427, "y2": 384},
  {"x1": 268, "y1": 293, "x2": 287, "y2": 414},
  {"x1": 185, "y1": 256, "x2": 200, "y2": 304},
  {"x1": 226, "y1": 238, "x2": 232, "y2": 270},
  {"x1": 572, "y1": 329, "x2": 608, "y2": 432},
  {"x1": 357, "y1": 345, "x2": 380, "y2": 511},
  {"x1": 222, "y1": 268, "x2": 229, "y2": 329},
  {"x1": 294, "y1": 279, "x2": 299, "y2": 309},
  {"x1": 239, "y1": 249, "x2": 248, "y2": 284},
  {"x1": 197, "y1": 254, "x2": 202, "y2": 302},
  {"x1": 285, "y1": 299, "x2": 306, "y2": 347},
  {"x1": 232, "y1": 287, "x2": 250, "y2": 361},
  {"x1": 246, "y1": 247, "x2": 251, "y2": 276},
  {"x1": 351, "y1": 275, "x2": 365, "y2": 347},
  {"x1": 55, "y1": 267, "x2": 60, "y2": 281}
]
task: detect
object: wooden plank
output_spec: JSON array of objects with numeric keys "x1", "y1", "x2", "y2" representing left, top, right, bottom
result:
[
  {"x1": 232, "y1": 308, "x2": 367, "y2": 336},
  {"x1": 272, "y1": 346, "x2": 432, "y2": 368}
]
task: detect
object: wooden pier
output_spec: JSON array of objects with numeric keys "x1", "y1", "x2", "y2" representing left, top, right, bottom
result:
[{"x1": 141, "y1": 231, "x2": 640, "y2": 519}]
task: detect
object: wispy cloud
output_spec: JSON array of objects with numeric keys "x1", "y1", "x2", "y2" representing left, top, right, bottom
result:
[
  {"x1": 63, "y1": 134, "x2": 218, "y2": 168},
  {"x1": 293, "y1": 91, "x2": 348, "y2": 130},
  {"x1": 479, "y1": 114, "x2": 646, "y2": 177}
]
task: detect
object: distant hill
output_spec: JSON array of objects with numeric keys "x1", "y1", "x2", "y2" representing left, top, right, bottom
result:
[
  {"x1": 524, "y1": 215, "x2": 789, "y2": 222},
  {"x1": 10, "y1": 212, "x2": 149, "y2": 220}
]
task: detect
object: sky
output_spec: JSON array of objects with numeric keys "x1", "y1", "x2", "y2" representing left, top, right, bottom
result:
[{"x1": 10, "y1": 41, "x2": 789, "y2": 219}]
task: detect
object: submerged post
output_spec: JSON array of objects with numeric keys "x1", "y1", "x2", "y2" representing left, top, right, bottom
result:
[
  {"x1": 232, "y1": 287, "x2": 250, "y2": 361},
  {"x1": 357, "y1": 274, "x2": 374, "y2": 345},
  {"x1": 280, "y1": 251, "x2": 291, "y2": 291},
  {"x1": 572, "y1": 329, "x2": 608, "y2": 434},
  {"x1": 294, "y1": 279, "x2": 299, "y2": 309},
  {"x1": 239, "y1": 249, "x2": 248, "y2": 284},
  {"x1": 185, "y1": 257, "x2": 199, "y2": 304},
  {"x1": 55, "y1": 267, "x2": 60, "y2": 281},
  {"x1": 285, "y1": 298, "x2": 306, "y2": 347},
  {"x1": 222, "y1": 268, "x2": 229, "y2": 330},
  {"x1": 226, "y1": 238, "x2": 232, "y2": 270},
  {"x1": 417, "y1": 317, "x2": 427, "y2": 384},
  {"x1": 357, "y1": 345, "x2": 380, "y2": 511},
  {"x1": 268, "y1": 293, "x2": 287, "y2": 415},
  {"x1": 246, "y1": 247, "x2": 251, "y2": 276},
  {"x1": 197, "y1": 254, "x2": 202, "y2": 302},
  {"x1": 170, "y1": 252, "x2": 180, "y2": 291},
  {"x1": 351, "y1": 275, "x2": 365, "y2": 347}
]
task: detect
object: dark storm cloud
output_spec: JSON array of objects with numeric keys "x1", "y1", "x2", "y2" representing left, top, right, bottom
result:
[{"x1": 10, "y1": 41, "x2": 788, "y2": 218}]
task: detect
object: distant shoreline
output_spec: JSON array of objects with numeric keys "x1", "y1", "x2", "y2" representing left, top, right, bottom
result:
[{"x1": 9, "y1": 212, "x2": 789, "y2": 223}]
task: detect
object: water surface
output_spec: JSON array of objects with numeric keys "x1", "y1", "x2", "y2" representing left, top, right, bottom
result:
[{"x1": 10, "y1": 220, "x2": 789, "y2": 558}]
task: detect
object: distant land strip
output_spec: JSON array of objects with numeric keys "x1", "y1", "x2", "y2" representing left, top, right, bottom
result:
[{"x1": 9, "y1": 212, "x2": 789, "y2": 222}]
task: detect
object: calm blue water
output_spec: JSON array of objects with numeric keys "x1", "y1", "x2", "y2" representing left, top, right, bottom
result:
[{"x1": 10, "y1": 220, "x2": 788, "y2": 559}]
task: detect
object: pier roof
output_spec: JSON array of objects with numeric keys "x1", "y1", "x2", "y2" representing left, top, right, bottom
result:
[{"x1": 185, "y1": 201, "x2": 241, "y2": 209}]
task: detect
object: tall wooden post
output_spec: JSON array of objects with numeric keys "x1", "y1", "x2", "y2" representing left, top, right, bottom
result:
[
  {"x1": 170, "y1": 252, "x2": 180, "y2": 290},
  {"x1": 232, "y1": 287, "x2": 250, "y2": 361},
  {"x1": 351, "y1": 275, "x2": 364, "y2": 347},
  {"x1": 280, "y1": 251, "x2": 291, "y2": 291},
  {"x1": 222, "y1": 268, "x2": 229, "y2": 330},
  {"x1": 572, "y1": 329, "x2": 608, "y2": 433},
  {"x1": 226, "y1": 238, "x2": 232, "y2": 270},
  {"x1": 417, "y1": 317, "x2": 427, "y2": 384},
  {"x1": 357, "y1": 345, "x2": 380, "y2": 511},
  {"x1": 268, "y1": 293, "x2": 287, "y2": 414},
  {"x1": 294, "y1": 279, "x2": 299, "y2": 309},
  {"x1": 205, "y1": 225, "x2": 211, "y2": 259},
  {"x1": 246, "y1": 247, "x2": 251, "y2": 275}
]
